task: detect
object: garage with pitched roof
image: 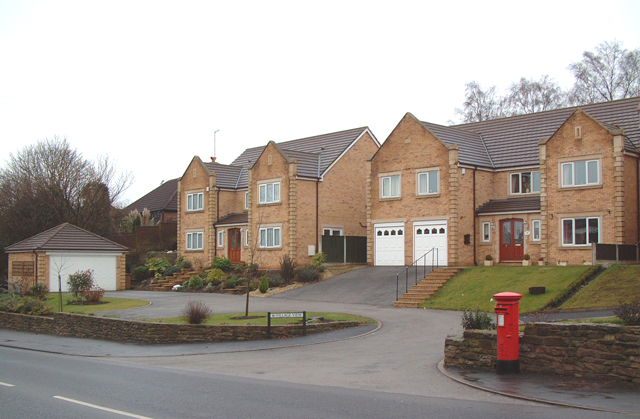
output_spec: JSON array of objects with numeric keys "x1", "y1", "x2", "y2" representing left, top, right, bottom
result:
[{"x1": 4, "y1": 223, "x2": 128, "y2": 292}]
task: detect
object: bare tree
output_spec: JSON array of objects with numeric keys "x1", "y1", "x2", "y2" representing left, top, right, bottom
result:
[
  {"x1": 454, "y1": 81, "x2": 509, "y2": 123},
  {"x1": 506, "y1": 76, "x2": 567, "y2": 115},
  {"x1": 0, "y1": 137, "x2": 133, "y2": 274},
  {"x1": 568, "y1": 40, "x2": 640, "y2": 105}
]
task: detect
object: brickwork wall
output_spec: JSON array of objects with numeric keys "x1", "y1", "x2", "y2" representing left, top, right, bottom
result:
[
  {"x1": 7, "y1": 252, "x2": 42, "y2": 291},
  {"x1": 369, "y1": 114, "x2": 453, "y2": 265},
  {"x1": 444, "y1": 323, "x2": 640, "y2": 383},
  {"x1": 623, "y1": 154, "x2": 639, "y2": 243},
  {"x1": 295, "y1": 178, "x2": 317, "y2": 266},
  {"x1": 0, "y1": 311, "x2": 360, "y2": 344},
  {"x1": 542, "y1": 112, "x2": 618, "y2": 265}
]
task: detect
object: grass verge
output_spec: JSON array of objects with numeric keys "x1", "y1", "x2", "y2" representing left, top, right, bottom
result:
[
  {"x1": 44, "y1": 293, "x2": 150, "y2": 314},
  {"x1": 141, "y1": 312, "x2": 376, "y2": 326},
  {"x1": 419, "y1": 265, "x2": 592, "y2": 313},
  {"x1": 560, "y1": 265, "x2": 640, "y2": 310}
]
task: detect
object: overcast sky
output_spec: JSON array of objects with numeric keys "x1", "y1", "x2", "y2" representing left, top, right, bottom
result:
[{"x1": 1, "y1": 0, "x2": 639, "y2": 205}]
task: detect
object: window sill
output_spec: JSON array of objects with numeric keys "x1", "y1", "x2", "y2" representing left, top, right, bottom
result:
[
  {"x1": 558, "y1": 184, "x2": 603, "y2": 191},
  {"x1": 508, "y1": 192, "x2": 540, "y2": 197},
  {"x1": 185, "y1": 249, "x2": 204, "y2": 253},
  {"x1": 258, "y1": 247, "x2": 282, "y2": 251},
  {"x1": 379, "y1": 196, "x2": 401, "y2": 201},
  {"x1": 416, "y1": 193, "x2": 441, "y2": 199},
  {"x1": 186, "y1": 210, "x2": 205, "y2": 214},
  {"x1": 559, "y1": 245, "x2": 592, "y2": 250},
  {"x1": 258, "y1": 202, "x2": 282, "y2": 207}
]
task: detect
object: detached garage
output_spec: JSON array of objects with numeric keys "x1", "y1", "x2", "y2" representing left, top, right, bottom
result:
[{"x1": 5, "y1": 223, "x2": 128, "y2": 292}]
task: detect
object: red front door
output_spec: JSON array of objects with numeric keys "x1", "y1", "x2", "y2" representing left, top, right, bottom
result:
[
  {"x1": 228, "y1": 228, "x2": 242, "y2": 263},
  {"x1": 500, "y1": 219, "x2": 524, "y2": 261}
]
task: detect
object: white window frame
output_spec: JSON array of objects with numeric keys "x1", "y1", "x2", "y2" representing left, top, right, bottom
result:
[
  {"x1": 245, "y1": 229, "x2": 250, "y2": 246},
  {"x1": 259, "y1": 227, "x2": 281, "y2": 248},
  {"x1": 482, "y1": 222, "x2": 491, "y2": 242},
  {"x1": 186, "y1": 231, "x2": 203, "y2": 250},
  {"x1": 561, "y1": 217, "x2": 600, "y2": 246},
  {"x1": 532, "y1": 220, "x2": 541, "y2": 241},
  {"x1": 217, "y1": 230, "x2": 224, "y2": 248},
  {"x1": 561, "y1": 160, "x2": 599, "y2": 188},
  {"x1": 244, "y1": 191, "x2": 249, "y2": 209},
  {"x1": 258, "y1": 182, "x2": 281, "y2": 204},
  {"x1": 381, "y1": 175, "x2": 401, "y2": 198},
  {"x1": 187, "y1": 192, "x2": 204, "y2": 211},
  {"x1": 510, "y1": 171, "x2": 540, "y2": 195},
  {"x1": 417, "y1": 170, "x2": 439, "y2": 195},
  {"x1": 323, "y1": 228, "x2": 343, "y2": 236}
]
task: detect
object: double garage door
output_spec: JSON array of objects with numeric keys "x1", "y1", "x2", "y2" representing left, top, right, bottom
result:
[
  {"x1": 375, "y1": 221, "x2": 447, "y2": 266},
  {"x1": 48, "y1": 252, "x2": 120, "y2": 292}
]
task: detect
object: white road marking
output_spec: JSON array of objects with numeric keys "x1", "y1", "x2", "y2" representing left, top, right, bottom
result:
[
  {"x1": 0, "y1": 382, "x2": 15, "y2": 387},
  {"x1": 53, "y1": 396, "x2": 154, "y2": 419}
]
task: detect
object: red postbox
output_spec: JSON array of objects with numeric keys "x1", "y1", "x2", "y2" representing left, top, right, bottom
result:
[{"x1": 493, "y1": 291, "x2": 523, "y2": 374}]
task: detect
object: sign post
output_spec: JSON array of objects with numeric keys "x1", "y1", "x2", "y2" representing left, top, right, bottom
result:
[{"x1": 267, "y1": 311, "x2": 306, "y2": 339}]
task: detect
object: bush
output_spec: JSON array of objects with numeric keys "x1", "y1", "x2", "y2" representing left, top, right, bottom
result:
[
  {"x1": 266, "y1": 273, "x2": 285, "y2": 288},
  {"x1": 615, "y1": 299, "x2": 640, "y2": 325},
  {"x1": 246, "y1": 263, "x2": 259, "y2": 274},
  {"x1": 485, "y1": 255, "x2": 493, "y2": 261},
  {"x1": 181, "y1": 300, "x2": 212, "y2": 324},
  {"x1": 258, "y1": 277, "x2": 269, "y2": 293},
  {"x1": 211, "y1": 257, "x2": 233, "y2": 272},
  {"x1": 163, "y1": 266, "x2": 182, "y2": 277},
  {"x1": 461, "y1": 306, "x2": 495, "y2": 330},
  {"x1": 225, "y1": 276, "x2": 241, "y2": 289},
  {"x1": 311, "y1": 252, "x2": 326, "y2": 268},
  {"x1": 206, "y1": 269, "x2": 225, "y2": 285},
  {"x1": 146, "y1": 257, "x2": 172, "y2": 276},
  {"x1": 188, "y1": 275, "x2": 204, "y2": 290},
  {"x1": 174, "y1": 256, "x2": 192, "y2": 270},
  {"x1": 297, "y1": 265, "x2": 321, "y2": 283},
  {"x1": 0, "y1": 296, "x2": 53, "y2": 316},
  {"x1": 279, "y1": 255, "x2": 296, "y2": 282},
  {"x1": 67, "y1": 270, "x2": 94, "y2": 298},
  {"x1": 29, "y1": 283, "x2": 48, "y2": 300},
  {"x1": 133, "y1": 265, "x2": 151, "y2": 280},
  {"x1": 204, "y1": 284, "x2": 216, "y2": 293},
  {"x1": 81, "y1": 286, "x2": 105, "y2": 303}
]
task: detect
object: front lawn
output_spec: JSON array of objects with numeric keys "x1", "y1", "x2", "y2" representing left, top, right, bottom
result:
[
  {"x1": 419, "y1": 265, "x2": 592, "y2": 313},
  {"x1": 141, "y1": 312, "x2": 376, "y2": 326},
  {"x1": 560, "y1": 265, "x2": 640, "y2": 310},
  {"x1": 44, "y1": 293, "x2": 150, "y2": 314}
]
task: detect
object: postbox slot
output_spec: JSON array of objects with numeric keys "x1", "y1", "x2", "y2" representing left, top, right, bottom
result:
[{"x1": 495, "y1": 307, "x2": 508, "y2": 313}]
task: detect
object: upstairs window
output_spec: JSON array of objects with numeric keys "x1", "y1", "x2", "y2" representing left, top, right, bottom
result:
[
  {"x1": 511, "y1": 171, "x2": 540, "y2": 194},
  {"x1": 561, "y1": 160, "x2": 599, "y2": 187},
  {"x1": 187, "y1": 192, "x2": 204, "y2": 211},
  {"x1": 417, "y1": 171, "x2": 439, "y2": 195},
  {"x1": 259, "y1": 182, "x2": 280, "y2": 204},
  {"x1": 381, "y1": 175, "x2": 400, "y2": 198}
]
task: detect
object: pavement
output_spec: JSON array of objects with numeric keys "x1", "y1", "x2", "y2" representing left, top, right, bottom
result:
[{"x1": 2, "y1": 267, "x2": 639, "y2": 415}]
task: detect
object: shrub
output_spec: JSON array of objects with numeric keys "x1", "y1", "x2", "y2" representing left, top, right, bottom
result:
[
  {"x1": 246, "y1": 263, "x2": 259, "y2": 274},
  {"x1": 67, "y1": 270, "x2": 94, "y2": 298},
  {"x1": 163, "y1": 266, "x2": 182, "y2": 277},
  {"x1": 266, "y1": 273, "x2": 285, "y2": 288},
  {"x1": 523, "y1": 253, "x2": 531, "y2": 260},
  {"x1": 181, "y1": 300, "x2": 212, "y2": 324},
  {"x1": 225, "y1": 276, "x2": 240, "y2": 289},
  {"x1": 29, "y1": 283, "x2": 48, "y2": 300},
  {"x1": 146, "y1": 257, "x2": 172, "y2": 276},
  {"x1": 279, "y1": 255, "x2": 296, "y2": 282},
  {"x1": 211, "y1": 257, "x2": 233, "y2": 272},
  {"x1": 311, "y1": 252, "x2": 326, "y2": 268},
  {"x1": 614, "y1": 299, "x2": 640, "y2": 325},
  {"x1": 204, "y1": 284, "x2": 216, "y2": 293},
  {"x1": 1, "y1": 296, "x2": 53, "y2": 316},
  {"x1": 461, "y1": 306, "x2": 495, "y2": 330},
  {"x1": 188, "y1": 275, "x2": 204, "y2": 290},
  {"x1": 297, "y1": 265, "x2": 321, "y2": 283},
  {"x1": 206, "y1": 269, "x2": 225, "y2": 285},
  {"x1": 174, "y1": 256, "x2": 192, "y2": 270},
  {"x1": 133, "y1": 265, "x2": 151, "y2": 280},
  {"x1": 485, "y1": 255, "x2": 493, "y2": 261},
  {"x1": 258, "y1": 277, "x2": 269, "y2": 293},
  {"x1": 82, "y1": 286, "x2": 105, "y2": 303}
]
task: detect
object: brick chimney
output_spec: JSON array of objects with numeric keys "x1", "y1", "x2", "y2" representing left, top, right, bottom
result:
[{"x1": 211, "y1": 157, "x2": 216, "y2": 163}]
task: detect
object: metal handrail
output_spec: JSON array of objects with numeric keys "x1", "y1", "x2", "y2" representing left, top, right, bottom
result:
[{"x1": 395, "y1": 247, "x2": 439, "y2": 301}]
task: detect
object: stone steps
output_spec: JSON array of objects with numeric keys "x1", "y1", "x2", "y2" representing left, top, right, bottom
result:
[{"x1": 393, "y1": 268, "x2": 464, "y2": 308}]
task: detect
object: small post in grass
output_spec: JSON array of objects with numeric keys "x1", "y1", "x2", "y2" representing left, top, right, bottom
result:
[{"x1": 267, "y1": 311, "x2": 307, "y2": 339}]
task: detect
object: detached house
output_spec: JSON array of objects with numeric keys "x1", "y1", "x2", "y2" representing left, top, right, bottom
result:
[
  {"x1": 178, "y1": 127, "x2": 380, "y2": 268},
  {"x1": 368, "y1": 97, "x2": 640, "y2": 266}
]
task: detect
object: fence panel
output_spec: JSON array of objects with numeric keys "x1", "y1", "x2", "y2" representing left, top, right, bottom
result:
[
  {"x1": 322, "y1": 235, "x2": 345, "y2": 263},
  {"x1": 346, "y1": 236, "x2": 367, "y2": 263}
]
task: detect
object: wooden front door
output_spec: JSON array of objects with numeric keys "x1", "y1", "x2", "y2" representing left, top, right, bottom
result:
[
  {"x1": 500, "y1": 219, "x2": 524, "y2": 261},
  {"x1": 228, "y1": 228, "x2": 242, "y2": 263}
]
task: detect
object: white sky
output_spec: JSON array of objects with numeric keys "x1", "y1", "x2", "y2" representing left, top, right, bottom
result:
[{"x1": 1, "y1": 0, "x2": 639, "y2": 204}]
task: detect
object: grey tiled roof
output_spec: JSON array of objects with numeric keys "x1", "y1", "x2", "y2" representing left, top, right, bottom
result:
[
  {"x1": 214, "y1": 212, "x2": 248, "y2": 226},
  {"x1": 422, "y1": 97, "x2": 640, "y2": 169},
  {"x1": 125, "y1": 179, "x2": 178, "y2": 213},
  {"x1": 227, "y1": 127, "x2": 374, "y2": 188},
  {"x1": 476, "y1": 197, "x2": 541, "y2": 214},
  {"x1": 5, "y1": 223, "x2": 128, "y2": 253},
  {"x1": 203, "y1": 162, "x2": 244, "y2": 189}
]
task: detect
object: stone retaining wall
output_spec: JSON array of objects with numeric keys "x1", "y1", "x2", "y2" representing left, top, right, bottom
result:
[
  {"x1": 445, "y1": 322, "x2": 640, "y2": 383},
  {"x1": 0, "y1": 311, "x2": 361, "y2": 344}
]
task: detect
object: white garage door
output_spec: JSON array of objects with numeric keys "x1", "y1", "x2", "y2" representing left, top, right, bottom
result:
[
  {"x1": 375, "y1": 224, "x2": 405, "y2": 266},
  {"x1": 414, "y1": 221, "x2": 448, "y2": 266},
  {"x1": 48, "y1": 252, "x2": 120, "y2": 292}
]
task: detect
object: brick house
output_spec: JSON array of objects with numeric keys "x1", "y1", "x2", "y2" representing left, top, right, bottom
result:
[
  {"x1": 178, "y1": 127, "x2": 380, "y2": 269},
  {"x1": 125, "y1": 178, "x2": 178, "y2": 223},
  {"x1": 367, "y1": 97, "x2": 640, "y2": 266}
]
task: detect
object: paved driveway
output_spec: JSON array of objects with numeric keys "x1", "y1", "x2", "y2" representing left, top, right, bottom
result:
[{"x1": 273, "y1": 265, "x2": 427, "y2": 306}]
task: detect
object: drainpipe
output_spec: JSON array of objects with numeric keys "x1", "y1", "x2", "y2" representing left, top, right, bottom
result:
[
  {"x1": 33, "y1": 250, "x2": 38, "y2": 285},
  {"x1": 473, "y1": 166, "x2": 477, "y2": 266},
  {"x1": 637, "y1": 158, "x2": 640, "y2": 245},
  {"x1": 316, "y1": 148, "x2": 324, "y2": 254},
  {"x1": 215, "y1": 188, "x2": 221, "y2": 258}
]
